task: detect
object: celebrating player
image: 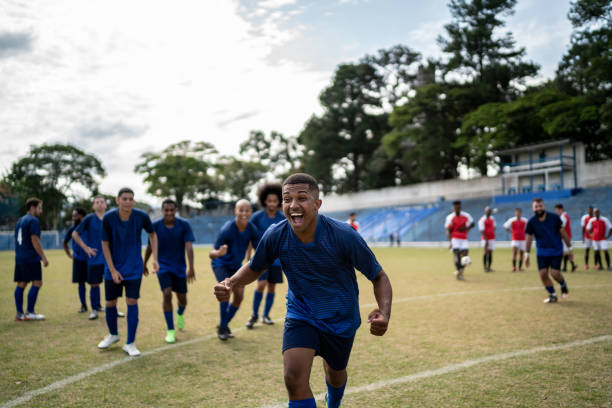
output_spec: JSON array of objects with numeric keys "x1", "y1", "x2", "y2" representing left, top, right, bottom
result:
[
  {"x1": 63, "y1": 208, "x2": 89, "y2": 313},
  {"x1": 445, "y1": 200, "x2": 474, "y2": 280},
  {"x1": 14, "y1": 197, "x2": 48, "y2": 321},
  {"x1": 97, "y1": 188, "x2": 158, "y2": 356},
  {"x1": 554, "y1": 203, "x2": 577, "y2": 272},
  {"x1": 586, "y1": 208, "x2": 612, "y2": 271},
  {"x1": 503, "y1": 208, "x2": 528, "y2": 272},
  {"x1": 478, "y1": 207, "x2": 495, "y2": 272},
  {"x1": 581, "y1": 206, "x2": 594, "y2": 269},
  {"x1": 209, "y1": 199, "x2": 260, "y2": 341},
  {"x1": 214, "y1": 173, "x2": 393, "y2": 408},
  {"x1": 144, "y1": 198, "x2": 195, "y2": 343},
  {"x1": 246, "y1": 183, "x2": 285, "y2": 329},
  {"x1": 525, "y1": 198, "x2": 571, "y2": 303}
]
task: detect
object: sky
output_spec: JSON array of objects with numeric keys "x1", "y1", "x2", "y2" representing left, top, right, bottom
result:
[{"x1": 0, "y1": 0, "x2": 574, "y2": 204}]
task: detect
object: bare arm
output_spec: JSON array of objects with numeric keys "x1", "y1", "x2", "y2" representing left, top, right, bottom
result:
[
  {"x1": 102, "y1": 240, "x2": 121, "y2": 283},
  {"x1": 209, "y1": 245, "x2": 228, "y2": 259},
  {"x1": 31, "y1": 235, "x2": 49, "y2": 267},
  {"x1": 72, "y1": 230, "x2": 97, "y2": 258},
  {"x1": 368, "y1": 269, "x2": 392, "y2": 336},
  {"x1": 148, "y1": 232, "x2": 159, "y2": 274},
  {"x1": 559, "y1": 228, "x2": 571, "y2": 248},
  {"x1": 524, "y1": 234, "x2": 533, "y2": 268},
  {"x1": 143, "y1": 241, "x2": 152, "y2": 275},
  {"x1": 63, "y1": 240, "x2": 72, "y2": 259},
  {"x1": 186, "y1": 241, "x2": 195, "y2": 282}
]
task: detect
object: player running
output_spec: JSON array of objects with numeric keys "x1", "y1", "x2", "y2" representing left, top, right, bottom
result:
[
  {"x1": 144, "y1": 199, "x2": 195, "y2": 343},
  {"x1": 554, "y1": 203, "x2": 577, "y2": 272},
  {"x1": 581, "y1": 206, "x2": 594, "y2": 269},
  {"x1": 14, "y1": 197, "x2": 48, "y2": 321},
  {"x1": 478, "y1": 207, "x2": 495, "y2": 272},
  {"x1": 445, "y1": 200, "x2": 474, "y2": 280},
  {"x1": 97, "y1": 188, "x2": 158, "y2": 356},
  {"x1": 246, "y1": 183, "x2": 285, "y2": 329},
  {"x1": 586, "y1": 208, "x2": 612, "y2": 271},
  {"x1": 63, "y1": 208, "x2": 89, "y2": 313},
  {"x1": 503, "y1": 208, "x2": 528, "y2": 272},
  {"x1": 209, "y1": 199, "x2": 260, "y2": 341},
  {"x1": 525, "y1": 198, "x2": 571, "y2": 303},
  {"x1": 214, "y1": 173, "x2": 392, "y2": 408}
]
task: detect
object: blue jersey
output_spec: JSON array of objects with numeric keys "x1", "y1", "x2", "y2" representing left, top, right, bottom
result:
[
  {"x1": 211, "y1": 220, "x2": 260, "y2": 271},
  {"x1": 250, "y1": 209, "x2": 285, "y2": 267},
  {"x1": 526, "y1": 212, "x2": 563, "y2": 257},
  {"x1": 64, "y1": 225, "x2": 88, "y2": 261},
  {"x1": 152, "y1": 218, "x2": 195, "y2": 277},
  {"x1": 74, "y1": 213, "x2": 105, "y2": 265},
  {"x1": 14, "y1": 214, "x2": 41, "y2": 264},
  {"x1": 102, "y1": 208, "x2": 154, "y2": 280},
  {"x1": 250, "y1": 214, "x2": 382, "y2": 338}
]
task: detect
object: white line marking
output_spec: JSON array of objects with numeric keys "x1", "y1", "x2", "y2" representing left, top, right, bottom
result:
[
  {"x1": 2, "y1": 283, "x2": 611, "y2": 408},
  {"x1": 260, "y1": 334, "x2": 612, "y2": 408}
]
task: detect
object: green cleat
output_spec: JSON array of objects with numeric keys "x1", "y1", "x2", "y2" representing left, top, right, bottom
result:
[
  {"x1": 177, "y1": 314, "x2": 185, "y2": 330},
  {"x1": 165, "y1": 329, "x2": 176, "y2": 343}
]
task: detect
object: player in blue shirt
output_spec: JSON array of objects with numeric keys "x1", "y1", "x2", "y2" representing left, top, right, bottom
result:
[
  {"x1": 14, "y1": 197, "x2": 49, "y2": 321},
  {"x1": 63, "y1": 207, "x2": 89, "y2": 313},
  {"x1": 214, "y1": 174, "x2": 393, "y2": 408},
  {"x1": 209, "y1": 199, "x2": 260, "y2": 341},
  {"x1": 246, "y1": 182, "x2": 285, "y2": 329},
  {"x1": 144, "y1": 198, "x2": 196, "y2": 344},
  {"x1": 97, "y1": 188, "x2": 159, "y2": 357},
  {"x1": 525, "y1": 198, "x2": 572, "y2": 303}
]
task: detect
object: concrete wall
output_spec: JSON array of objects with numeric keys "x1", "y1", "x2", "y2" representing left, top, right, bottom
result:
[{"x1": 580, "y1": 160, "x2": 612, "y2": 188}]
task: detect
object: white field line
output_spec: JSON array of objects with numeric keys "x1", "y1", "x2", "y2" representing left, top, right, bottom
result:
[
  {"x1": 260, "y1": 334, "x2": 612, "y2": 408},
  {"x1": 2, "y1": 283, "x2": 611, "y2": 408}
]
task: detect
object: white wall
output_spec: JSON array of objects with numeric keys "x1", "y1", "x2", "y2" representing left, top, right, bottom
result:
[{"x1": 580, "y1": 160, "x2": 612, "y2": 188}]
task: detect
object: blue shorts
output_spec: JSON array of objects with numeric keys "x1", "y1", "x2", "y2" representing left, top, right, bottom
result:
[
  {"x1": 105, "y1": 278, "x2": 142, "y2": 301},
  {"x1": 157, "y1": 272, "x2": 187, "y2": 294},
  {"x1": 258, "y1": 265, "x2": 283, "y2": 284},
  {"x1": 212, "y1": 265, "x2": 239, "y2": 283},
  {"x1": 537, "y1": 255, "x2": 562, "y2": 271},
  {"x1": 14, "y1": 262, "x2": 42, "y2": 283},
  {"x1": 72, "y1": 259, "x2": 88, "y2": 283},
  {"x1": 282, "y1": 318, "x2": 355, "y2": 371},
  {"x1": 87, "y1": 264, "x2": 104, "y2": 285}
]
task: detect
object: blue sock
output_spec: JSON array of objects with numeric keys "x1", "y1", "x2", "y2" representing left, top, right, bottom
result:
[
  {"x1": 288, "y1": 398, "x2": 316, "y2": 408},
  {"x1": 91, "y1": 286, "x2": 101, "y2": 309},
  {"x1": 14, "y1": 286, "x2": 24, "y2": 314},
  {"x1": 106, "y1": 306, "x2": 118, "y2": 335},
  {"x1": 263, "y1": 292, "x2": 275, "y2": 317},
  {"x1": 164, "y1": 310, "x2": 174, "y2": 330},
  {"x1": 127, "y1": 304, "x2": 139, "y2": 344},
  {"x1": 545, "y1": 286, "x2": 556, "y2": 295},
  {"x1": 252, "y1": 290, "x2": 263, "y2": 318},
  {"x1": 226, "y1": 303, "x2": 239, "y2": 325},
  {"x1": 326, "y1": 378, "x2": 347, "y2": 408},
  {"x1": 559, "y1": 279, "x2": 567, "y2": 289},
  {"x1": 177, "y1": 305, "x2": 185, "y2": 316},
  {"x1": 219, "y1": 301, "x2": 229, "y2": 327},
  {"x1": 78, "y1": 283, "x2": 86, "y2": 307},
  {"x1": 26, "y1": 285, "x2": 40, "y2": 313}
]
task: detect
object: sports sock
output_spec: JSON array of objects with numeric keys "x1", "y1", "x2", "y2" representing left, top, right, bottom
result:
[
  {"x1": 26, "y1": 285, "x2": 40, "y2": 313},
  {"x1": 326, "y1": 378, "x2": 347, "y2": 408},
  {"x1": 164, "y1": 310, "x2": 174, "y2": 330},
  {"x1": 219, "y1": 301, "x2": 229, "y2": 327},
  {"x1": 127, "y1": 304, "x2": 139, "y2": 344},
  {"x1": 78, "y1": 283, "x2": 86, "y2": 307},
  {"x1": 14, "y1": 286, "x2": 24, "y2": 314},
  {"x1": 605, "y1": 251, "x2": 611, "y2": 268},
  {"x1": 519, "y1": 258, "x2": 523, "y2": 269},
  {"x1": 91, "y1": 286, "x2": 101, "y2": 309},
  {"x1": 264, "y1": 292, "x2": 275, "y2": 317},
  {"x1": 563, "y1": 255, "x2": 568, "y2": 270},
  {"x1": 288, "y1": 398, "x2": 316, "y2": 408},
  {"x1": 488, "y1": 252, "x2": 493, "y2": 269},
  {"x1": 483, "y1": 254, "x2": 487, "y2": 269},
  {"x1": 558, "y1": 279, "x2": 567, "y2": 289},
  {"x1": 252, "y1": 290, "x2": 263, "y2": 318},
  {"x1": 545, "y1": 286, "x2": 556, "y2": 295},
  {"x1": 177, "y1": 305, "x2": 186, "y2": 315},
  {"x1": 106, "y1": 306, "x2": 119, "y2": 335},
  {"x1": 226, "y1": 303, "x2": 239, "y2": 325},
  {"x1": 512, "y1": 259, "x2": 516, "y2": 268},
  {"x1": 584, "y1": 248, "x2": 590, "y2": 265},
  {"x1": 595, "y1": 252, "x2": 602, "y2": 267}
]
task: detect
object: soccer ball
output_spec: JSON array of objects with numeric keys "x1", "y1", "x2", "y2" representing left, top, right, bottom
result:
[{"x1": 461, "y1": 256, "x2": 472, "y2": 266}]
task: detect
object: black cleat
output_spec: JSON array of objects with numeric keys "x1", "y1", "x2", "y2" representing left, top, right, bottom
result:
[
  {"x1": 217, "y1": 325, "x2": 229, "y2": 341},
  {"x1": 226, "y1": 326, "x2": 234, "y2": 338},
  {"x1": 78, "y1": 306, "x2": 88, "y2": 313},
  {"x1": 561, "y1": 286, "x2": 569, "y2": 299},
  {"x1": 246, "y1": 315, "x2": 257, "y2": 329},
  {"x1": 544, "y1": 295, "x2": 558, "y2": 304},
  {"x1": 571, "y1": 263, "x2": 577, "y2": 272}
]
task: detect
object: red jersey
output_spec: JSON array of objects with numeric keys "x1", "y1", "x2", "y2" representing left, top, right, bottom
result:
[
  {"x1": 478, "y1": 216, "x2": 495, "y2": 240},
  {"x1": 587, "y1": 217, "x2": 612, "y2": 241},
  {"x1": 503, "y1": 216, "x2": 527, "y2": 240},
  {"x1": 445, "y1": 211, "x2": 473, "y2": 239},
  {"x1": 581, "y1": 214, "x2": 593, "y2": 239},
  {"x1": 560, "y1": 212, "x2": 572, "y2": 238}
]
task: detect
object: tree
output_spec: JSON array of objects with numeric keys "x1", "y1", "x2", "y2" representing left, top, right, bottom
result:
[
  {"x1": 239, "y1": 130, "x2": 302, "y2": 180},
  {"x1": 215, "y1": 157, "x2": 267, "y2": 200}
]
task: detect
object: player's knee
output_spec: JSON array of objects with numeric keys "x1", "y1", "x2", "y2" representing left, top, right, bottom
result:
[
  {"x1": 267, "y1": 283, "x2": 276, "y2": 293},
  {"x1": 106, "y1": 299, "x2": 117, "y2": 307},
  {"x1": 177, "y1": 294, "x2": 187, "y2": 306},
  {"x1": 283, "y1": 367, "x2": 308, "y2": 393},
  {"x1": 126, "y1": 297, "x2": 138, "y2": 306},
  {"x1": 162, "y1": 288, "x2": 172, "y2": 300}
]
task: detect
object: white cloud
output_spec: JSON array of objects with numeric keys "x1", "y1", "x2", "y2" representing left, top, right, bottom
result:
[{"x1": 258, "y1": 0, "x2": 297, "y2": 9}]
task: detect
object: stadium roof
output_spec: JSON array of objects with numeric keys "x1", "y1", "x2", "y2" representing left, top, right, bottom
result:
[{"x1": 496, "y1": 138, "x2": 571, "y2": 155}]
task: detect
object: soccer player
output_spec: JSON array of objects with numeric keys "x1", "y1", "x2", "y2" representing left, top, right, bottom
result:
[
  {"x1": 525, "y1": 198, "x2": 571, "y2": 303},
  {"x1": 445, "y1": 200, "x2": 474, "y2": 280},
  {"x1": 209, "y1": 199, "x2": 260, "y2": 341},
  {"x1": 554, "y1": 203, "x2": 577, "y2": 272},
  {"x1": 144, "y1": 198, "x2": 195, "y2": 343},
  {"x1": 63, "y1": 207, "x2": 89, "y2": 313},
  {"x1": 503, "y1": 208, "x2": 528, "y2": 272},
  {"x1": 346, "y1": 212, "x2": 360, "y2": 232},
  {"x1": 581, "y1": 206, "x2": 594, "y2": 269},
  {"x1": 246, "y1": 183, "x2": 285, "y2": 329},
  {"x1": 478, "y1": 207, "x2": 495, "y2": 272},
  {"x1": 214, "y1": 173, "x2": 392, "y2": 408},
  {"x1": 97, "y1": 188, "x2": 158, "y2": 357},
  {"x1": 14, "y1": 197, "x2": 48, "y2": 321},
  {"x1": 586, "y1": 208, "x2": 612, "y2": 271}
]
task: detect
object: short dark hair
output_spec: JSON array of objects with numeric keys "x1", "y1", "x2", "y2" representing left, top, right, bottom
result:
[
  {"x1": 93, "y1": 195, "x2": 105, "y2": 201},
  {"x1": 258, "y1": 182, "x2": 282, "y2": 208},
  {"x1": 554, "y1": 203, "x2": 563, "y2": 209},
  {"x1": 162, "y1": 198, "x2": 177, "y2": 208},
  {"x1": 117, "y1": 187, "x2": 134, "y2": 198},
  {"x1": 515, "y1": 207, "x2": 522, "y2": 212},
  {"x1": 532, "y1": 198, "x2": 543, "y2": 203},
  {"x1": 282, "y1": 173, "x2": 319, "y2": 195},
  {"x1": 349, "y1": 212, "x2": 356, "y2": 216},
  {"x1": 74, "y1": 207, "x2": 87, "y2": 217},
  {"x1": 25, "y1": 197, "x2": 41, "y2": 211},
  {"x1": 588, "y1": 205, "x2": 593, "y2": 210},
  {"x1": 452, "y1": 200, "x2": 461, "y2": 206}
]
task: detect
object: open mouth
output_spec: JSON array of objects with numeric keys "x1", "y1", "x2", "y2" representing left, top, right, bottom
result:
[{"x1": 290, "y1": 212, "x2": 304, "y2": 226}]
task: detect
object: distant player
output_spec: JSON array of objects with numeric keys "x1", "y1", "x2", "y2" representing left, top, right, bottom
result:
[
  {"x1": 581, "y1": 206, "x2": 594, "y2": 269},
  {"x1": 478, "y1": 207, "x2": 495, "y2": 272},
  {"x1": 13, "y1": 197, "x2": 48, "y2": 321},
  {"x1": 97, "y1": 188, "x2": 158, "y2": 357},
  {"x1": 246, "y1": 183, "x2": 285, "y2": 329},
  {"x1": 346, "y1": 212, "x2": 360, "y2": 232},
  {"x1": 445, "y1": 200, "x2": 474, "y2": 280},
  {"x1": 209, "y1": 199, "x2": 260, "y2": 341},
  {"x1": 63, "y1": 207, "x2": 89, "y2": 313},
  {"x1": 586, "y1": 208, "x2": 612, "y2": 271},
  {"x1": 503, "y1": 208, "x2": 528, "y2": 272},
  {"x1": 144, "y1": 198, "x2": 195, "y2": 343},
  {"x1": 525, "y1": 198, "x2": 571, "y2": 303},
  {"x1": 214, "y1": 173, "x2": 392, "y2": 408},
  {"x1": 554, "y1": 203, "x2": 577, "y2": 272}
]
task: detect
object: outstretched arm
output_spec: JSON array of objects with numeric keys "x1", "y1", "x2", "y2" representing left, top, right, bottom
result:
[
  {"x1": 368, "y1": 269, "x2": 392, "y2": 336},
  {"x1": 214, "y1": 263, "x2": 263, "y2": 302}
]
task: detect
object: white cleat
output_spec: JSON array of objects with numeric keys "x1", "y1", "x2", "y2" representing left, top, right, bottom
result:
[
  {"x1": 98, "y1": 334, "x2": 120, "y2": 349},
  {"x1": 122, "y1": 343, "x2": 141, "y2": 357},
  {"x1": 25, "y1": 312, "x2": 45, "y2": 321},
  {"x1": 88, "y1": 310, "x2": 98, "y2": 320}
]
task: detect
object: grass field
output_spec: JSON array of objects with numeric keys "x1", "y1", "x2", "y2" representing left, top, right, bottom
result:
[{"x1": 1, "y1": 247, "x2": 611, "y2": 407}]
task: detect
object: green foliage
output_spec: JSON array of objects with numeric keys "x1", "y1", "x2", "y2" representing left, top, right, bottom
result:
[
  {"x1": 239, "y1": 130, "x2": 302, "y2": 181},
  {"x1": 215, "y1": 157, "x2": 267, "y2": 200}
]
